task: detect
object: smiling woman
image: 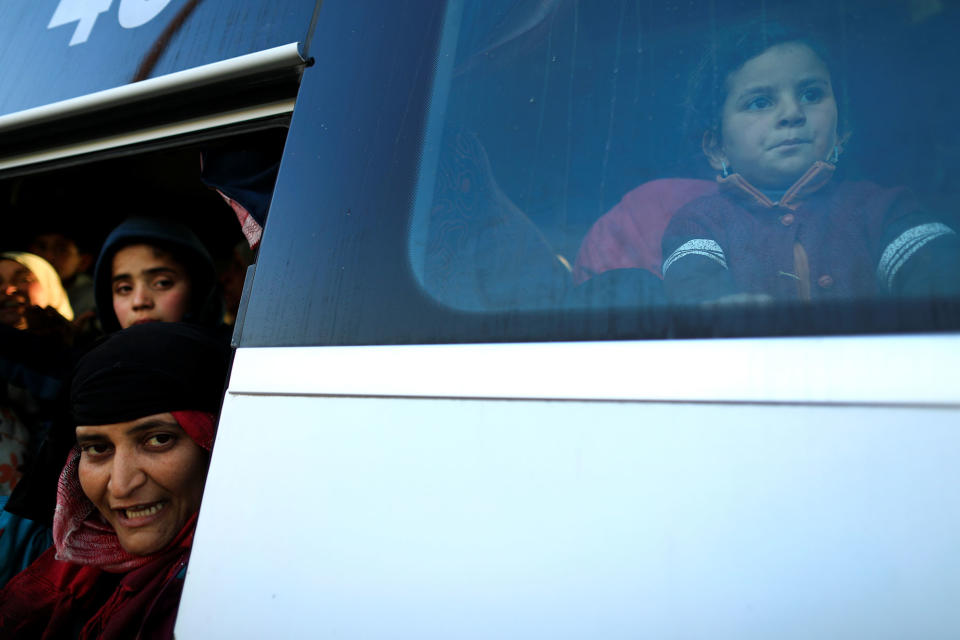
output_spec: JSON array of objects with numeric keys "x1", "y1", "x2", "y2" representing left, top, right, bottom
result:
[
  {"x1": 74, "y1": 413, "x2": 208, "y2": 557},
  {"x1": 0, "y1": 322, "x2": 230, "y2": 640}
]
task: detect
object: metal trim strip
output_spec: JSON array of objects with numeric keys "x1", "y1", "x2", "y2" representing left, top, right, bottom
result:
[
  {"x1": 0, "y1": 98, "x2": 294, "y2": 172},
  {"x1": 0, "y1": 42, "x2": 303, "y2": 134},
  {"x1": 227, "y1": 334, "x2": 960, "y2": 406}
]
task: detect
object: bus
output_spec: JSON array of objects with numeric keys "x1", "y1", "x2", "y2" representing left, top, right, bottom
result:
[{"x1": 1, "y1": 0, "x2": 959, "y2": 637}]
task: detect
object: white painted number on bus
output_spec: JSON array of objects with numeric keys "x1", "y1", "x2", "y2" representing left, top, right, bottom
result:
[
  {"x1": 48, "y1": 0, "x2": 174, "y2": 46},
  {"x1": 48, "y1": 0, "x2": 113, "y2": 46}
]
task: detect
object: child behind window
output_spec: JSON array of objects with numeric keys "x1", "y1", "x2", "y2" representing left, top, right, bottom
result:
[{"x1": 661, "y1": 19, "x2": 960, "y2": 304}]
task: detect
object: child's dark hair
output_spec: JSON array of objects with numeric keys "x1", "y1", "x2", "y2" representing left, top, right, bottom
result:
[{"x1": 684, "y1": 16, "x2": 847, "y2": 154}]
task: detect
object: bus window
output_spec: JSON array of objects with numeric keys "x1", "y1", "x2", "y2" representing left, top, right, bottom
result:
[
  {"x1": 411, "y1": 0, "x2": 960, "y2": 315},
  {"x1": 241, "y1": 0, "x2": 960, "y2": 346}
]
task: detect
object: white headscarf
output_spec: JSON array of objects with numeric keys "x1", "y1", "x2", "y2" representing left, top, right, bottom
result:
[{"x1": 0, "y1": 251, "x2": 74, "y2": 321}]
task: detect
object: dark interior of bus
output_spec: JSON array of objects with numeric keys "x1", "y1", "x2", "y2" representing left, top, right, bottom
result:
[{"x1": 0, "y1": 126, "x2": 288, "y2": 328}]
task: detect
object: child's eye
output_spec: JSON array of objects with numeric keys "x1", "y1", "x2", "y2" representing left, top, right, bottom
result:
[
  {"x1": 152, "y1": 277, "x2": 175, "y2": 290},
  {"x1": 800, "y1": 87, "x2": 824, "y2": 103},
  {"x1": 113, "y1": 283, "x2": 132, "y2": 295},
  {"x1": 744, "y1": 96, "x2": 772, "y2": 111},
  {"x1": 145, "y1": 433, "x2": 176, "y2": 448}
]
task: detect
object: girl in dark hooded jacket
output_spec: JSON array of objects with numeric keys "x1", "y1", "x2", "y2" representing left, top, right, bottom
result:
[{"x1": 93, "y1": 217, "x2": 223, "y2": 333}]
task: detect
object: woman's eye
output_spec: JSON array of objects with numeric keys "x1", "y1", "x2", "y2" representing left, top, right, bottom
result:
[
  {"x1": 153, "y1": 278, "x2": 175, "y2": 290},
  {"x1": 81, "y1": 443, "x2": 111, "y2": 456},
  {"x1": 745, "y1": 96, "x2": 772, "y2": 111},
  {"x1": 113, "y1": 283, "x2": 132, "y2": 295},
  {"x1": 145, "y1": 433, "x2": 175, "y2": 447}
]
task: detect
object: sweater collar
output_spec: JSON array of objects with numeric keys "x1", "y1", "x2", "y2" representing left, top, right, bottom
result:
[{"x1": 717, "y1": 161, "x2": 836, "y2": 211}]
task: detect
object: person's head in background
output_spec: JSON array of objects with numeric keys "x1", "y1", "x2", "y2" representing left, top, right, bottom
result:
[
  {"x1": 217, "y1": 241, "x2": 254, "y2": 325},
  {"x1": 28, "y1": 232, "x2": 93, "y2": 289},
  {"x1": 27, "y1": 225, "x2": 98, "y2": 327},
  {"x1": 0, "y1": 252, "x2": 74, "y2": 330},
  {"x1": 94, "y1": 218, "x2": 220, "y2": 332},
  {"x1": 685, "y1": 18, "x2": 846, "y2": 190}
]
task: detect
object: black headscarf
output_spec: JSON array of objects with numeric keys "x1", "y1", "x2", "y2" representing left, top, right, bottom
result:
[{"x1": 71, "y1": 322, "x2": 231, "y2": 426}]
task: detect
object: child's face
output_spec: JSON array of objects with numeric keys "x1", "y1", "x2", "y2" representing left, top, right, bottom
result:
[
  {"x1": 707, "y1": 42, "x2": 838, "y2": 190},
  {"x1": 111, "y1": 244, "x2": 192, "y2": 329}
]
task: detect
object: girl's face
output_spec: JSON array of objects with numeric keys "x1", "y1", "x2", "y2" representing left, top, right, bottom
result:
[
  {"x1": 706, "y1": 42, "x2": 838, "y2": 190},
  {"x1": 76, "y1": 413, "x2": 208, "y2": 556},
  {"x1": 111, "y1": 244, "x2": 193, "y2": 329}
]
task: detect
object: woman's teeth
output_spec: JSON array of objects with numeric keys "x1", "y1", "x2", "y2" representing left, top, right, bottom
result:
[{"x1": 125, "y1": 502, "x2": 165, "y2": 519}]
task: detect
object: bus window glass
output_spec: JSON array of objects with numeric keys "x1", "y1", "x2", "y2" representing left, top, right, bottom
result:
[
  {"x1": 406, "y1": 0, "x2": 960, "y2": 329},
  {"x1": 236, "y1": 0, "x2": 960, "y2": 346}
]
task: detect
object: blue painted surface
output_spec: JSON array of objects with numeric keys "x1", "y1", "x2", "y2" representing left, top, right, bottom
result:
[{"x1": 0, "y1": 0, "x2": 317, "y2": 117}]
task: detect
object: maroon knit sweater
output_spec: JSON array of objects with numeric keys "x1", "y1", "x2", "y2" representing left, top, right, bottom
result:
[{"x1": 662, "y1": 162, "x2": 960, "y2": 303}]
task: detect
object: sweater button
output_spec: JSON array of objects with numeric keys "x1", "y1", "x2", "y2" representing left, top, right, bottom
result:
[
  {"x1": 817, "y1": 274, "x2": 834, "y2": 288},
  {"x1": 780, "y1": 213, "x2": 795, "y2": 226}
]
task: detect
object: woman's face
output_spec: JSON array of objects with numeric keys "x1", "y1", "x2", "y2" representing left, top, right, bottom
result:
[
  {"x1": 708, "y1": 42, "x2": 838, "y2": 190},
  {"x1": 76, "y1": 412, "x2": 208, "y2": 556},
  {"x1": 111, "y1": 244, "x2": 193, "y2": 329},
  {"x1": 0, "y1": 259, "x2": 45, "y2": 328}
]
